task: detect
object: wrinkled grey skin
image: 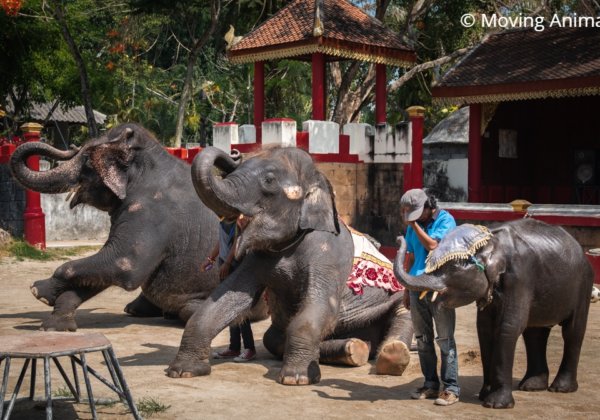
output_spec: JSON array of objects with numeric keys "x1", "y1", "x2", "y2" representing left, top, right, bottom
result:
[
  {"x1": 166, "y1": 146, "x2": 413, "y2": 384},
  {"x1": 394, "y1": 218, "x2": 594, "y2": 408},
  {"x1": 10, "y1": 123, "x2": 223, "y2": 331}
]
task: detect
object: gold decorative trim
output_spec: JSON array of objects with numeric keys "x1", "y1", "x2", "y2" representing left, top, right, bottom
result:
[
  {"x1": 20, "y1": 122, "x2": 44, "y2": 133},
  {"x1": 353, "y1": 255, "x2": 392, "y2": 270},
  {"x1": 407, "y1": 105, "x2": 426, "y2": 118},
  {"x1": 434, "y1": 86, "x2": 600, "y2": 105},
  {"x1": 229, "y1": 44, "x2": 413, "y2": 67},
  {"x1": 481, "y1": 102, "x2": 498, "y2": 135}
]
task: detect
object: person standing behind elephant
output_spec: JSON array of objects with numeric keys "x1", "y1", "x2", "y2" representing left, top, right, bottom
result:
[
  {"x1": 400, "y1": 188, "x2": 459, "y2": 406},
  {"x1": 202, "y1": 214, "x2": 257, "y2": 362}
]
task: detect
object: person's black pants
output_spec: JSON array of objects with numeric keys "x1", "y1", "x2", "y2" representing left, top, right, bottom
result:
[{"x1": 229, "y1": 318, "x2": 255, "y2": 351}]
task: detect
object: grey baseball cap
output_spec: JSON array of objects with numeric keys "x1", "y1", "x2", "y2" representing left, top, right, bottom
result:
[{"x1": 400, "y1": 189, "x2": 427, "y2": 222}]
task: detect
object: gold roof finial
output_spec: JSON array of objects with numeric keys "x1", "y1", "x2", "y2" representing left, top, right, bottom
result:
[
  {"x1": 313, "y1": 0, "x2": 324, "y2": 37},
  {"x1": 225, "y1": 25, "x2": 243, "y2": 50}
]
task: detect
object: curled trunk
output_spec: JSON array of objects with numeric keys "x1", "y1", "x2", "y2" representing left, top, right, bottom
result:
[
  {"x1": 10, "y1": 142, "x2": 84, "y2": 193},
  {"x1": 393, "y1": 236, "x2": 446, "y2": 292},
  {"x1": 191, "y1": 147, "x2": 241, "y2": 220}
]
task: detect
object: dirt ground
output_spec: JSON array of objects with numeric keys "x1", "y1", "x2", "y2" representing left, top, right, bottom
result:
[{"x1": 1, "y1": 250, "x2": 599, "y2": 419}]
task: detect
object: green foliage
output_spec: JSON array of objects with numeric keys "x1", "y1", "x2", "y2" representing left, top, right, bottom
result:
[
  {"x1": 136, "y1": 397, "x2": 171, "y2": 417},
  {"x1": 2, "y1": 0, "x2": 594, "y2": 142},
  {"x1": 52, "y1": 387, "x2": 73, "y2": 398},
  {"x1": 2, "y1": 240, "x2": 100, "y2": 262},
  {"x1": 265, "y1": 60, "x2": 312, "y2": 125}
]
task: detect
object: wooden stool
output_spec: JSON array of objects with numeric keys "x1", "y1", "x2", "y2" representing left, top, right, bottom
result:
[{"x1": 0, "y1": 332, "x2": 141, "y2": 420}]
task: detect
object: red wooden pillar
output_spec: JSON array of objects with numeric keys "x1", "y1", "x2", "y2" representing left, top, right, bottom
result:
[
  {"x1": 311, "y1": 52, "x2": 326, "y2": 120},
  {"x1": 375, "y1": 63, "x2": 387, "y2": 124},
  {"x1": 253, "y1": 61, "x2": 265, "y2": 143},
  {"x1": 21, "y1": 122, "x2": 46, "y2": 250},
  {"x1": 468, "y1": 103, "x2": 482, "y2": 202},
  {"x1": 406, "y1": 106, "x2": 425, "y2": 190}
]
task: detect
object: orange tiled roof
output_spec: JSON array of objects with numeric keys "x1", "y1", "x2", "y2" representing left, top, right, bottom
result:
[
  {"x1": 433, "y1": 26, "x2": 600, "y2": 104},
  {"x1": 228, "y1": 0, "x2": 415, "y2": 67}
]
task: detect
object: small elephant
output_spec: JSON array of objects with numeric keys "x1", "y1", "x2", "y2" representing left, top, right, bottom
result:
[
  {"x1": 167, "y1": 146, "x2": 413, "y2": 384},
  {"x1": 10, "y1": 124, "x2": 230, "y2": 331},
  {"x1": 394, "y1": 219, "x2": 594, "y2": 408}
]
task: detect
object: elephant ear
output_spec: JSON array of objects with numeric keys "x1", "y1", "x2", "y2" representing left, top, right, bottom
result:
[
  {"x1": 299, "y1": 172, "x2": 340, "y2": 234},
  {"x1": 89, "y1": 128, "x2": 134, "y2": 200},
  {"x1": 478, "y1": 238, "x2": 506, "y2": 286}
]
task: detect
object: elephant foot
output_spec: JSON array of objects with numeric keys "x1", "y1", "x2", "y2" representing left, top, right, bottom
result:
[
  {"x1": 375, "y1": 340, "x2": 410, "y2": 376},
  {"x1": 519, "y1": 373, "x2": 549, "y2": 391},
  {"x1": 482, "y1": 388, "x2": 515, "y2": 409},
  {"x1": 41, "y1": 312, "x2": 78, "y2": 332},
  {"x1": 166, "y1": 357, "x2": 211, "y2": 378},
  {"x1": 279, "y1": 360, "x2": 321, "y2": 385},
  {"x1": 124, "y1": 293, "x2": 163, "y2": 317},
  {"x1": 478, "y1": 384, "x2": 491, "y2": 401},
  {"x1": 549, "y1": 375, "x2": 578, "y2": 393},
  {"x1": 31, "y1": 278, "x2": 64, "y2": 307},
  {"x1": 343, "y1": 339, "x2": 369, "y2": 367}
]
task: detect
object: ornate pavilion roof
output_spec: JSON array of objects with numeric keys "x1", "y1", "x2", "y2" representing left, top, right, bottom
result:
[
  {"x1": 227, "y1": 0, "x2": 415, "y2": 67},
  {"x1": 432, "y1": 26, "x2": 600, "y2": 105}
]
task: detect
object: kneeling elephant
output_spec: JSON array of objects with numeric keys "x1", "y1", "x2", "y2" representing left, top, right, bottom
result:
[
  {"x1": 167, "y1": 146, "x2": 413, "y2": 385},
  {"x1": 10, "y1": 124, "x2": 227, "y2": 330}
]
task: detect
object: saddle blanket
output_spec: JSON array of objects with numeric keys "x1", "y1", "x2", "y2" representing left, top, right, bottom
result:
[{"x1": 346, "y1": 228, "x2": 404, "y2": 295}]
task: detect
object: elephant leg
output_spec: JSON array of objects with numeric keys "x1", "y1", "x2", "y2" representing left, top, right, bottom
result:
[
  {"x1": 31, "y1": 277, "x2": 69, "y2": 307},
  {"x1": 375, "y1": 302, "x2": 413, "y2": 376},
  {"x1": 33, "y1": 234, "x2": 166, "y2": 307},
  {"x1": 477, "y1": 311, "x2": 495, "y2": 401},
  {"x1": 263, "y1": 325, "x2": 285, "y2": 360},
  {"x1": 41, "y1": 286, "x2": 109, "y2": 331},
  {"x1": 519, "y1": 327, "x2": 551, "y2": 391},
  {"x1": 124, "y1": 292, "x2": 163, "y2": 317},
  {"x1": 319, "y1": 338, "x2": 370, "y2": 367},
  {"x1": 481, "y1": 303, "x2": 527, "y2": 409},
  {"x1": 279, "y1": 297, "x2": 338, "y2": 386},
  {"x1": 166, "y1": 268, "x2": 261, "y2": 378},
  {"x1": 549, "y1": 305, "x2": 589, "y2": 393}
]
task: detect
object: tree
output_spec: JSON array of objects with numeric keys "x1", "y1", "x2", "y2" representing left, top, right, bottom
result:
[
  {"x1": 0, "y1": 0, "x2": 122, "y2": 138},
  {"x1": 129, "y1": 0, "x2": 224, "y2": 147},
  {"x1": 332, "y1": 0, "x2": 600, "y2": 128},
  {"x1": 46, "y1": 0, "x2": 99, "y2": 137}
]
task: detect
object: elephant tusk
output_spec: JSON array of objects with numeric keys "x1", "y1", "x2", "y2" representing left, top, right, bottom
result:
[
  {"x1": 419, "y1": 290, "x2": 428, "y2": 300},
  {"x1": 66, "y1": 190, "x2": 74, "y2": 202},
  {"x1": 431, "y1": 291, "x2": 439, "y2": 302}
]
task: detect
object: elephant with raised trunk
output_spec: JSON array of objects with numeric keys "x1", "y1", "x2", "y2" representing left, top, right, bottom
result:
[
  {"x1": 166, "y1": 146, "x2": 413, "y2": 385},
  {"x1": 10, "y1": 123, "x2": 225, "y2": 331},
  {"x1": 393, "y1": 219, "x2": 593, "y2": 408}
]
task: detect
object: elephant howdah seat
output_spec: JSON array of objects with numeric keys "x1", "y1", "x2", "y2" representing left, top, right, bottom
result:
[
  {"x1": 425, "y1": 224, "x2": 493, "y2": 273},
  {"x1": 0, "y1": 332, "x2": 141, "y2": 420}
]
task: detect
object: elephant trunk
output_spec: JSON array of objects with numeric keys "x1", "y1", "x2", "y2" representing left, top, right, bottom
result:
[
  {"x1": 10, "y1": 142, "x2": 84, "y2": 194},
  {"x1": 393, "y1": 236, "x2": 446, "y2": 292},
  {"x1": 191, "y1": 146, "x2": 242, "y2": 220}
]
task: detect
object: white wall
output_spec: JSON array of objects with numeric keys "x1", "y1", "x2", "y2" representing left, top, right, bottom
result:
[
  {"x1": 42, "y1": 193, "x2": 110, "y2": 241},
  {"x1": 446, "y1": 158, "x2": 468, "y2": 194}
]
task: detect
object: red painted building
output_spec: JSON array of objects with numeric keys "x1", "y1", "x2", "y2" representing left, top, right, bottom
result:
[
  {"x1": 431, "y1": 26, "x2": 600, "y2": 281},
  {"x1": 432, "y1": 26, "x2": 600, "y2": 208}
]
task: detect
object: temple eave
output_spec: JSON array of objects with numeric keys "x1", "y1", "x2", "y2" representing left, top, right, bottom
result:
[
  {"x1": 228, "y1": 41, "x2": 415, "y2": 67},
  {"x1": 433, "y1": 77, "x2": 600, "y2": 105}
]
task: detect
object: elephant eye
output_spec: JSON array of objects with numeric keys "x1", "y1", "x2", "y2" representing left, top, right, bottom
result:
[{"x1": 261, "y1": 172, "x2": 278, "y2": 192}]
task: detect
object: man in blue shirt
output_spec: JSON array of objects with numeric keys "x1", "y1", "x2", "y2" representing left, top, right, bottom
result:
[{"x1": 401, "y1": 188, "x2": 459, "y2": 406}]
